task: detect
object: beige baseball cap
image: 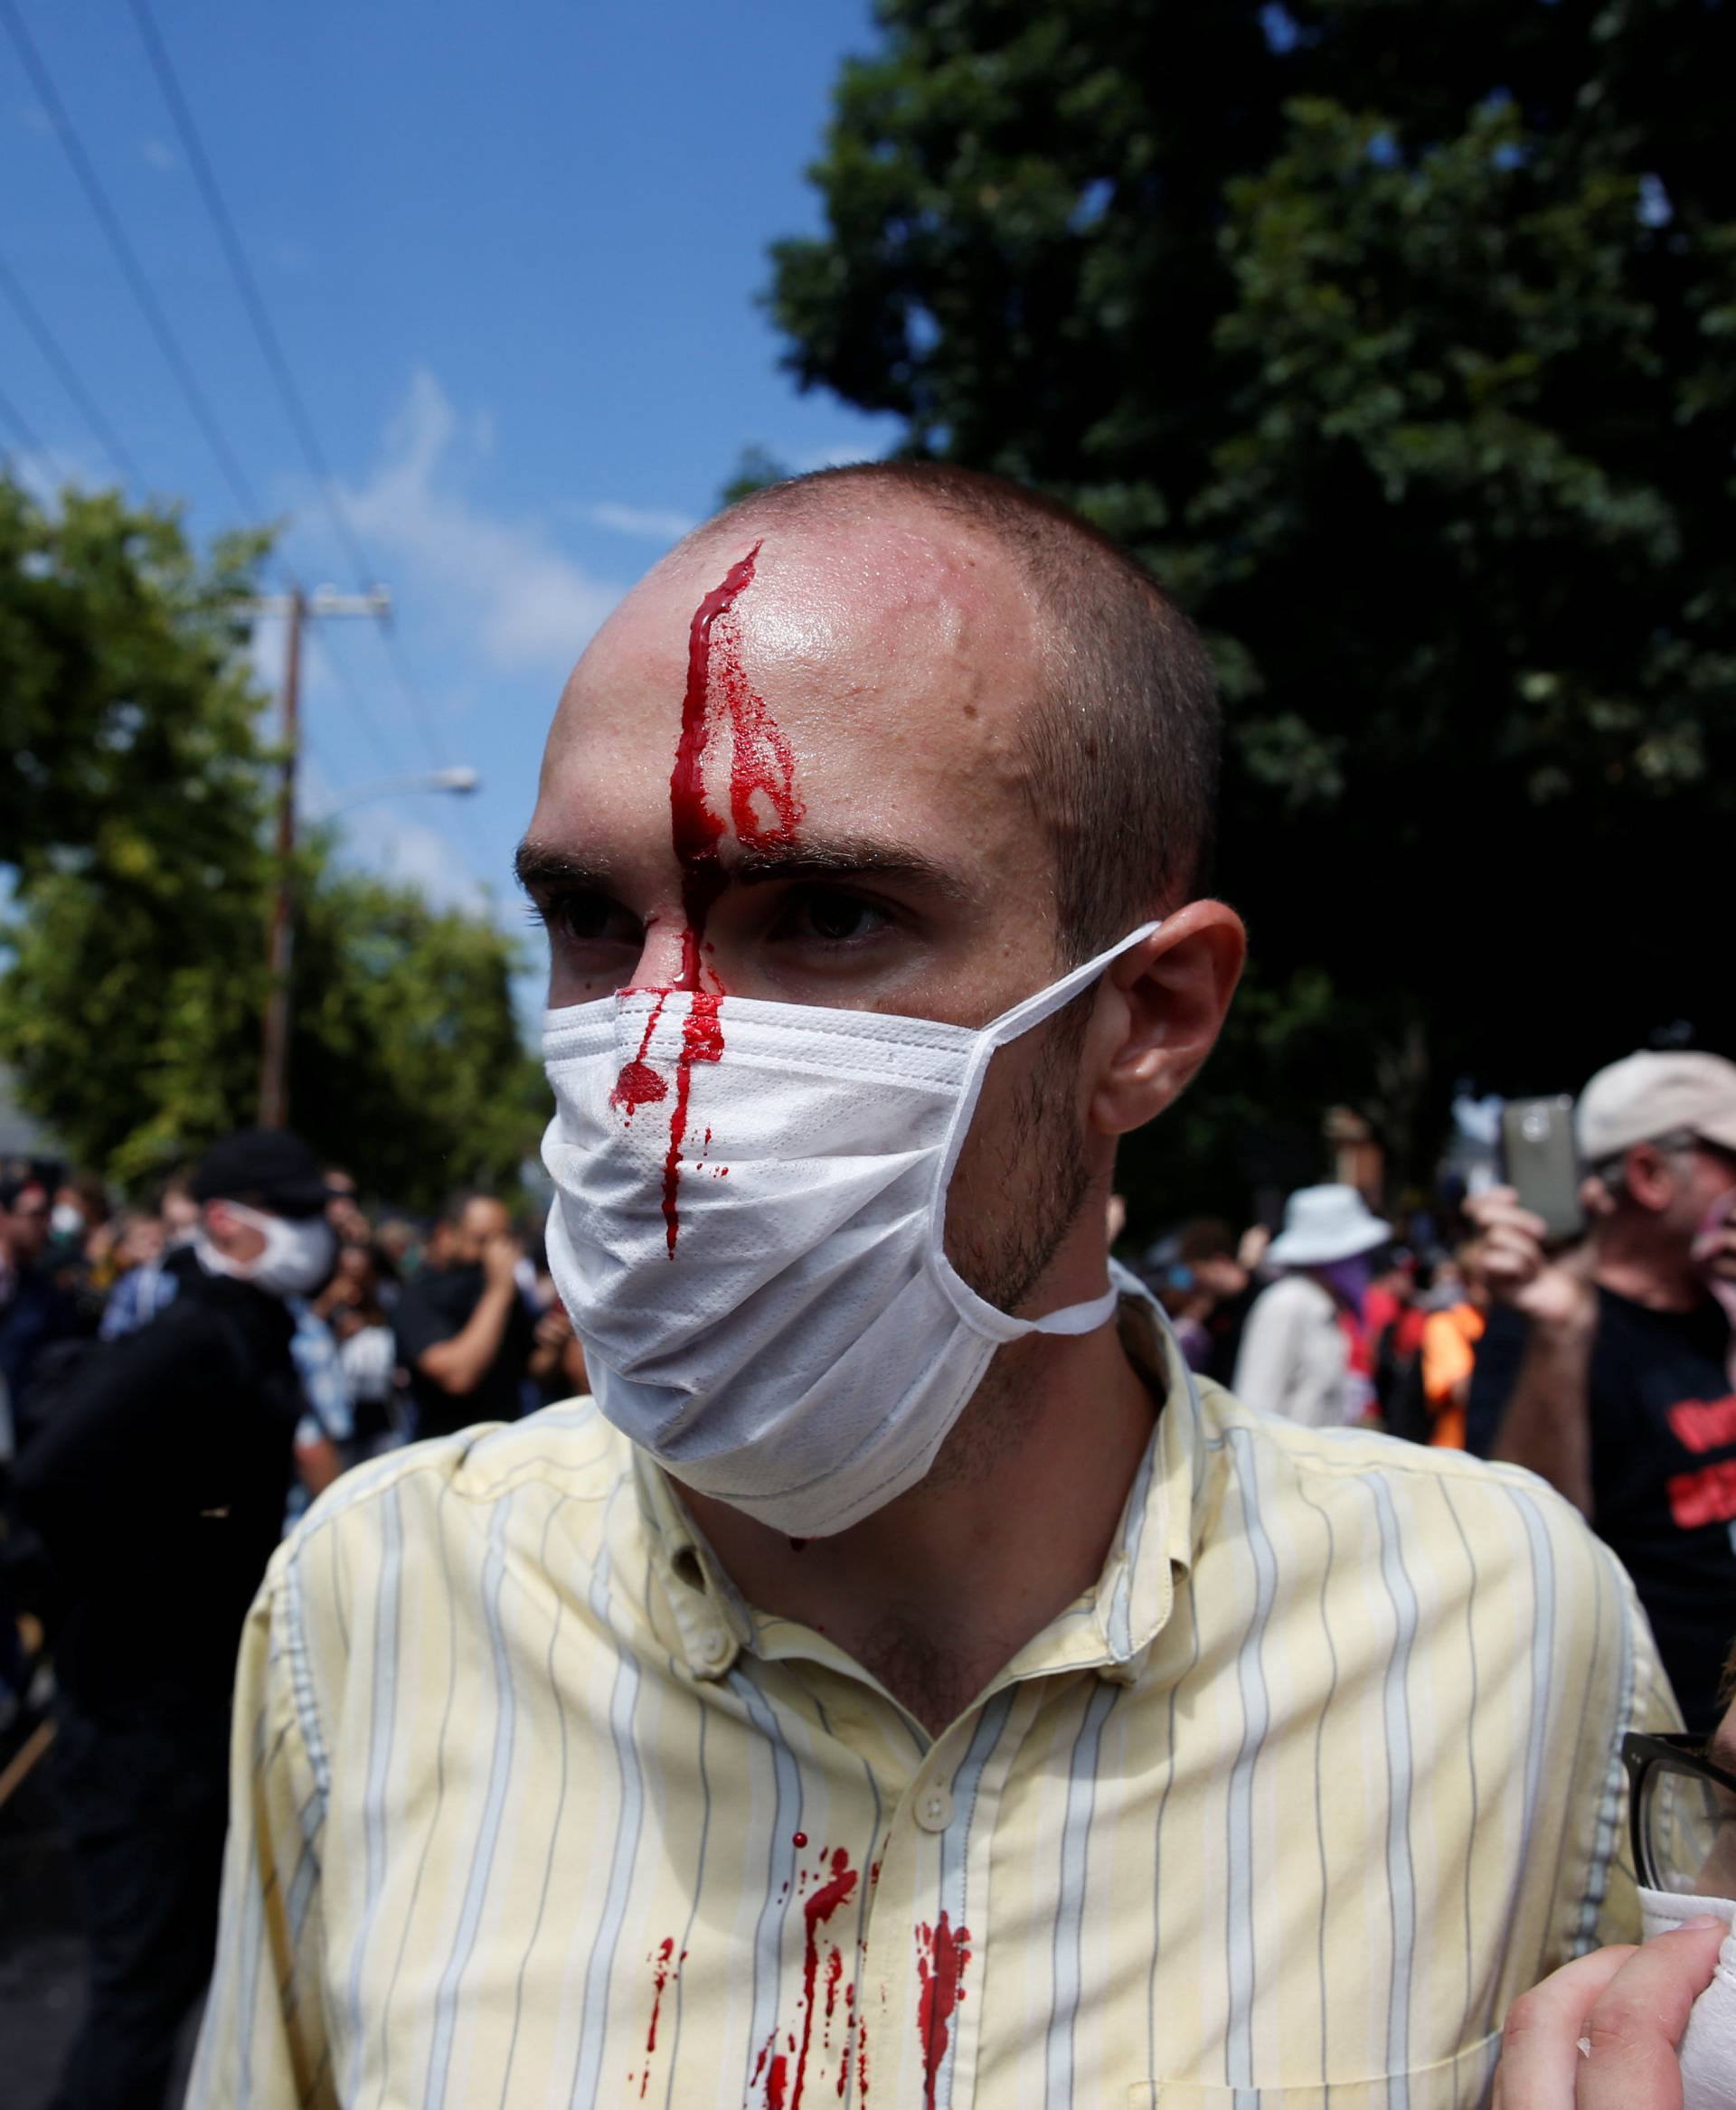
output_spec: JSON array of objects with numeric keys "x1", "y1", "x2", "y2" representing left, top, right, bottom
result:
[{"x1": 1576, "y1": 1051, "x2": 1736, "y2": 1162}]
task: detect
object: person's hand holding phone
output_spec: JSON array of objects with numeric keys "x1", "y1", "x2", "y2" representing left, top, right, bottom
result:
[
  {"x1": 482, "y1": 1229, "x2": 524, "y2": 1292},
  {"x1": 1467, "y1": 1187, "x2": 1599, "y2": 1335}
]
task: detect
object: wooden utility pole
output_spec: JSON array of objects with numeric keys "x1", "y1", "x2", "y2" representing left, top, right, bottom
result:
[
  {"x1": 252, "y1": 584, "x2": 392, "y2": 1128},
  {"x1": 258, "y1": 586, "x2": 304, "y2": 1127}
]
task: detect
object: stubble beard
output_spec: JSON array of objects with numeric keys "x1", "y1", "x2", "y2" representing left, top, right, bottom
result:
[{"x1": 927, "y1": 994, "x2": 1098, "y2": 1496}]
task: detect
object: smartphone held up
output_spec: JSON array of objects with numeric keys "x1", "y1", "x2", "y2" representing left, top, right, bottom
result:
[{"x1": 1500, "y1": 1095, "x2": 1587, "y2": 1245}]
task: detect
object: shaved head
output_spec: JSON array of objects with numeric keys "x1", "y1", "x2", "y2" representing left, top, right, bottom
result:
[{"x1": 691, "y1": 461, "x2": 1221, "y2": 960}]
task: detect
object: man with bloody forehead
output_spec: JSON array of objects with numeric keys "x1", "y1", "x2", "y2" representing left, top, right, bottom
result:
[{"x1": 193, "y1": 466, "x2": 1671, "y2": 2109}]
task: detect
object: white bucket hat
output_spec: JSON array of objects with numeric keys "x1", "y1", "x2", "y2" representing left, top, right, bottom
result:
[{"x1": 1266, "y1": 1183, "x2": 1392, "y2": 1268}]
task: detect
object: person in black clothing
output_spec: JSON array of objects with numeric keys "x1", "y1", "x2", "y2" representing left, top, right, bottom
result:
[
  {"x1": 0, "y1": 1170, "x2": 82, "y2": 1413},
  {"x1": 394, "y1": 1192, "x2": 537, "y2": 1438},
  {"x1": 14, "y1": 1127, "x2": 336, "y2": 2110},
  {"x1": 0, "y1": 1169, "x2": 86, "y2": 1717},
  {"x1": 1468, "y1": 1051, "x2": 1736, "y2": 1734}
]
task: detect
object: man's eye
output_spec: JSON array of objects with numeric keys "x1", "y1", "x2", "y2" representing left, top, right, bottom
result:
[
  {"x1": 773, "y1": 886, "x2": 892, "y2": 946},
  {"x1": 540, "y1": 890, "x2": 639, "y2": 948}
]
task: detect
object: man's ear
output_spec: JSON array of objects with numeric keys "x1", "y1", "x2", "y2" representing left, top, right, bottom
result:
[
  {"x1": 1088, "y1": 901, "x2": 1246, "y2": 1138},
  {"x1": 1618, "y1": 1144, "x2": 1674, "y2": 1216}
]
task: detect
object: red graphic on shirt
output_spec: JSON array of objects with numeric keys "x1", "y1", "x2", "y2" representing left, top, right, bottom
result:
[
  {"x1": 1667, "y1": 1393, "x2": 1736, "y2": 1455},
  {"x1": 608, "y1": 542, "x2": 804, "y2": 1254},
  {"x1": 914, "y1": 1914, "x2": 971, "y2": 2109},
  {"x1": 1668, "y1": 1456, "x2": 1736, "y2": 1530}
]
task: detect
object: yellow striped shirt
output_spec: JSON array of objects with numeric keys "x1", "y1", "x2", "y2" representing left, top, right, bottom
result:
[{"x1": 190, "y1": 1287, "x2": 1672, "y2": 2109}]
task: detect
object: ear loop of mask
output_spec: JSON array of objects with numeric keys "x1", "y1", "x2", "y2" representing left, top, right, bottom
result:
[{"x1": 926, "y1": 921, "x2": 1163, "y2": 1340}]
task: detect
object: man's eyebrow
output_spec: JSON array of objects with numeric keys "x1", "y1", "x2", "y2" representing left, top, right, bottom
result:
[
  {"x1": 513, "y1": 833, "x2": 976, "y2": 903},
  {"x1": 729, "y1": 836, "x2": 975, "y2": 901},
  {"x1": 513, "y1": 839, "x2": 612, "y2": 895}
]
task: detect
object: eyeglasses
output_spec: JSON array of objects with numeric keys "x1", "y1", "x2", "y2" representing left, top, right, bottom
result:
[{"x1": 1622, "y1": 1731, "x2": 1736, "y2": 1897}]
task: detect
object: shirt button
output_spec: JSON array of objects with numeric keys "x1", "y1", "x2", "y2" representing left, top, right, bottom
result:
[
  {"x1": 696, "y1": 1626, "x2": 731, "y2": 1669},
  {"x1": 915, "y1": 1784, "x2": 954, "y2": 1832}
]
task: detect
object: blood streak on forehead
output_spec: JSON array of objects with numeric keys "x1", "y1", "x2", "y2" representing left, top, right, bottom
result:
[
  {"x1": 668, "y1": 540, "x2": 802, "y2": 980},
  {"x1": 616, "y1": 542, "x2": 806, "y2": 1256}
]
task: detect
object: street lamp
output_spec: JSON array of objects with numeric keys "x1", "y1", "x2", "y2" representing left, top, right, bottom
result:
[{"x1": 315, "y1": 766, "x2": 482, "y2": 817}]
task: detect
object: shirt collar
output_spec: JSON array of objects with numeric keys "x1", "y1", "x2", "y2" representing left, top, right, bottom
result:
[
  {"x1": 1087, "y1": 1267, "x2": 1208, "y2": 1684},
  {"x1": 636, "y1": 1262, "x2": 1207, "y2": 1688}
]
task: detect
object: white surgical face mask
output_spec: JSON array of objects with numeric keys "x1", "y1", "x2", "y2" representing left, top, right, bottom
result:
[
  {"x1": 1640, "y1": 1888, "x2": 1736, "y2": 2109},
  {"x1": 196, "y1": 1202, "x2": 336, "y2": 1301},
  {"x1": 542, "y1": 923, "x2": 1157, "y2": 1538}
]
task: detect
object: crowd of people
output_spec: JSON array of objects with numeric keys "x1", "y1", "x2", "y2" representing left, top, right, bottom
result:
[
  {"x1": 1129, "y1": 1046, "x2": 1736, "y2": 1746},
  {"x1": 0, "y1": 1155, "x2": 584, "y2": 1502},
  {"x1": 0, "y1": 1136, "x2": 582, "y2": 2106}
]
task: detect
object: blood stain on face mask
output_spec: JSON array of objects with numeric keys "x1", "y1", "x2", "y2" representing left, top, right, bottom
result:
[
  {"x1": 653, "y1": 542, "x2": 805, "y2": 1255},
  {"x1": 609, "y1": 994, "x2": 671, "y2": 1119}
]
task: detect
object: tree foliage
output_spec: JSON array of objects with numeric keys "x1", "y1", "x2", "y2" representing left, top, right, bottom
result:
[
  {"x1": 0, "y1": 479, "x2": 542, "y2": 1207},
  {"x1": 766, "y1": 0, "x2": 1736, "y2": 1213}
]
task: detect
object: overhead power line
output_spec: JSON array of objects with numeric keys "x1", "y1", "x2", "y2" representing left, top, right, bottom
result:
[
  {"x1": 0, "y1": 0, "x2": 264, "y2": 520},
  {"x1": 124, "y1": 0, "x2": 369, "y2": 581},
  {"x1": 301, "y1": 627, "x2": 493, "y2": 887},
  {"x1": 302, "y1": 624, "x2": 413, "y2": 786},
  {"x1": 124, "y1": 0, "x2": 456, "y2": 782},
  {"x1": 0, "y1": 250, "x2": 142, "y2": 486}
]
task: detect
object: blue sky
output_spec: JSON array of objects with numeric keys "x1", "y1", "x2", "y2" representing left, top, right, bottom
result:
[{"x1": 3, "y1": 0, "x2": 900, "y2": 995}]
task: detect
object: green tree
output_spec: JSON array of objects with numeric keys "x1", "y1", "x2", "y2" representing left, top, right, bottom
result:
[
  {"x1": 0, "y1": 477, "x2": 543, "y2": 1204},
  {"x1": 288, "y1": 855, "x2": 547, "y2": 1211},
  {"x1": 766, "y1": 0, "x2": 1736, "y2": 1217}
]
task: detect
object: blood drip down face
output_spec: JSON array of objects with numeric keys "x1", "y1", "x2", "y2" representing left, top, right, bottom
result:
[{"x1": 609, "y1": 543, "x2": 805, "y2": 1256}]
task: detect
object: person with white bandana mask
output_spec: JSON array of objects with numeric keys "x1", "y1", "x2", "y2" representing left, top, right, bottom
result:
[
  {"x1": 16, "y1": 1126, "x2": 336, "y2": 2110},
  {"x1": 197, "y1": 464, "x2": 1677, "y2": 2110}
]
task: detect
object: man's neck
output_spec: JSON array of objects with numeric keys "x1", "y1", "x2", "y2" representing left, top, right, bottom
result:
[{"x1": 683, "y1": 1318, "x2": 1159, "y2": 1738}]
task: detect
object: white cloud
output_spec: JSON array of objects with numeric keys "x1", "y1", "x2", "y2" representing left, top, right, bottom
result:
[
  {"x1": 336, "y1": 371, "x2": 620, "y2": 679},
  {"x1": 577, "y1": 499, "x2": 697, "y2": 542},
  {"x1": 141, "y1": 136, "x2": 175, "y2": 171}
]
